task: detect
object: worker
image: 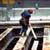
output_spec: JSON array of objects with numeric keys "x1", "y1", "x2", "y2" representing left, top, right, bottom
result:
[{"x1": 20, "y1": 9, "x2": 33, "y2": 36}]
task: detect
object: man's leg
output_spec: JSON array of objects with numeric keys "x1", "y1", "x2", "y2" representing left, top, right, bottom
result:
[{"x1": 22, "y1": 26, "x2": 28, "y2": 36}]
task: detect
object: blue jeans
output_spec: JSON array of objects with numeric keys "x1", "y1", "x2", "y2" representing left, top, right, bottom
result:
[{"x1": 21, "y1": 26, "x2": 28, "y2": 36}]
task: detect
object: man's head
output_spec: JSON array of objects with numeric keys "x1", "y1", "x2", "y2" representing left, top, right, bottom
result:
[{"x1": 28, "y1": 9, "x2": 33, "y2": 14}]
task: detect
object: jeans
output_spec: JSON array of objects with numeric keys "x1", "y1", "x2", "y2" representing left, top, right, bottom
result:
[{"x1": 21, "y1": 26, "x2": 28, "y2": 36}]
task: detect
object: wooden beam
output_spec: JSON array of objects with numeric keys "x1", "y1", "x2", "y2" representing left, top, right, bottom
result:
[
  {"x1": 13, "y1": 37, "x2": 27, "y2": 50},
  {"x1": 31, "y1": 41, "x2": 39, "y2": 50},
  {"x1": 0, "y1": 27, "x2": 13, "y2": 41}
]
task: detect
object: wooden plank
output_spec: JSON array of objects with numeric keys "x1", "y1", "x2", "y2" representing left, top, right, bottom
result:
[
  {"x1": 31, "y1": 41, "x2": 39, "y2": 50},
  {"x1": 0, "y1": 21, "x2": 50, "y2": 25},
  {"x1": 13, "y1": 37, "x2": 27, "y2": 50},
  {"x1": 29, "y1": 24, "x2": 37, "y2": 39},
  {"x1": 0, "y1": 28, "x2": 13, "y2": 41}
]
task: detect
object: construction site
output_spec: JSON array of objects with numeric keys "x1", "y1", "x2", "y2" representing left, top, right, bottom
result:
[{"x1": 0, "y1": 0, "x2": 50, "y2": 50}]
